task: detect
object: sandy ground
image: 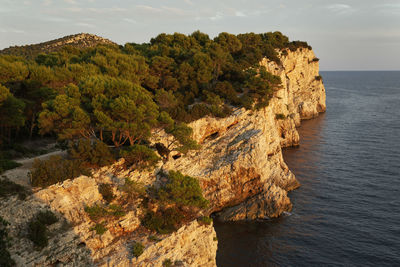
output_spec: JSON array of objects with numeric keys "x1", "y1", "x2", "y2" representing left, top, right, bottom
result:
[{"x1": 2, "y1": 150, "x2": 66, "y2": 187}]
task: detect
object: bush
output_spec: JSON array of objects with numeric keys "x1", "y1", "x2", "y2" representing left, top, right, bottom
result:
[
  {"x1": 163, "y1": 259, "x2": 173, "y2": 267},
  {"x1": 27, "y1": 210, "x2": 58, "y2": 249},
  {"x1": 132, "y1": 242, "x2": 144, "y2": 258},
  {"x1": 30, "y1": 155, "x2": 90, "y2": 187},
  {"x1": 90, "y1": 223, "x2": 107, "y2": 235},
  {"x1": 142, "y1": 208, "x2": 184, "y2": 234},
  {"x1": 119, "y1": 144, "x2": 159, "y2": 170},
  {"x1": 84, "y1": 204, "x2": 125, "y2": 222},
  {"x1": 0, "y1": 178, "x2": 28, "y2": 199},
  {"x1": 0, "y1": 217, "x2": 15, "y2": 267},
  {"x1": 27, "y1": 219, "x2": 48, "y2": 248},
  {"x1": 36, "y1": 210, "x2": 58, "y2": 226},
  {"x1": 121, "y1": 178, "x2": 146, "y2": 202},
  {"x1": 98, "y1": 183, "x2": 115, "y2": 203},
  {"x1": 0, "y1": 157, "x2": 21, "y2": 175},
  {"x1": 275, "y1": 113, "x2": 286, "y2": 120},
  {"x1": 197, "y1": 216, "x2": 213, "y2": 226},
  {"x1": 69, "y1": 139, "x2": 115, "y2": 167},
  {"x1": 157, "y1": 171, "x2": 208, "y2": 209}
]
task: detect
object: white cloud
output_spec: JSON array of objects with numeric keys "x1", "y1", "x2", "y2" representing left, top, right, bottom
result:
[
  {"x1": 0, "y1": 28, "x2": 25, "y2": 33},
  {"x1": 123, "y1": 18, "x2": 137, "y2": 24},
  {"x1": 210, "y1": 11, "x2": 224, "y2": 21},
  {"x1": 327, "y1": 4, "x2": 354, "y2": 15},
  {"x1": 64, "y1": 0, "x2": 77, "y2": 4},
  {"x1": 235, "y1": 11, "x2": 246, "y2": 17},
  {"x1": 75, "y1": 22, "x2": 95, "y2": 28}
]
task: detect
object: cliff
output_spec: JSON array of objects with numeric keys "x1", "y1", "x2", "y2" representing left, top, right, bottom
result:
[{"x1": 0, "y1": 47, "x2": 325, "y2": 266}]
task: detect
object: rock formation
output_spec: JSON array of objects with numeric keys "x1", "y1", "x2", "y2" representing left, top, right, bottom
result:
[{"x1": 0, "y1": 47, "x2": 325, "y2": 266}]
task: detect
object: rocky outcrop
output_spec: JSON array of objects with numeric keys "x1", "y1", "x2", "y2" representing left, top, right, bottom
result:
[
  {"x1": 0, "y1": 168, "x2": 217, "y2": 266},
  {"x1": 156, "y1": 48, "x2": 325, "y2": 221},
  {"x1": 0, "y1": 48, "x2": 325, "y2": 266}
]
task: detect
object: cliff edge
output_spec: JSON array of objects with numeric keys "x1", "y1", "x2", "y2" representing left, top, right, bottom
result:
[{"x1": 0, "y1": 47, "x2": 325, "y2": 266}]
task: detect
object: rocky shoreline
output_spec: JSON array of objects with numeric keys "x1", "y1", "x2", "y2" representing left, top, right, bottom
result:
[{"x1": 0, "y1": 47, "x2": 325, "y2": 266}]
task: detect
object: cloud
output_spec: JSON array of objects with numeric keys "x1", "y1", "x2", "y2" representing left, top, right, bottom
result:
[
  {"x1": 64, "y1": 0, "x2": 77, "y2": 4},
  {"x1": 123, "y1": 18, "x2": 137, "y2": 24},
  {"x1": 210, "y1": 11, "x2": 224, "y2": 21},
  {"x1": 235, "y1": 11, "x2": 246, "y2": 17},
  {"x1": 75, "y1": 22, "x2": 95, "y2": 28},
  {"x1": 327, "y1": 4, "x2": 354, "y2": 15},
  {"x1": 0, "y1": 28, "x2": 25, "y2": 33}
]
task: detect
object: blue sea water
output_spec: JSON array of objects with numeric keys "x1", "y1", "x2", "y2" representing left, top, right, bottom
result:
[{"x1": 214, "y1": 71, "x2": 400, "y2": 266}]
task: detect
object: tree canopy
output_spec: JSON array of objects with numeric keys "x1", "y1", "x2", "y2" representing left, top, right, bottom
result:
[{"x1": 0, "y1": 31, "x2": 311, "y2": 151}]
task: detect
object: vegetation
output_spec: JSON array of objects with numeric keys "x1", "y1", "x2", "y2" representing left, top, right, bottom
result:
[
  {"x1": 98, "y1": 183, "x2": 115, "y2": 203},
  {"x1": 197, "y1": 216, "x2": 213, "y2": 226},
  {"x1": 163, "y1": 259, "x2": 173, "y2": 267},
  {"x1": 68, "y1": 139, "x2": 115, "y2": 167},
  {"x1": 275, "y1": 113, "x2": 286, "y2": 120},
  {"x1": 132, "y1": 242, "x2": 144, "y2": 258},
  {"x1": 119, "y1": 145, "x2": 159, "y2": 170},
  {"x1": 30, "y1": 155, "x2": 90, "y2": 187},
  {"x1": 141, "y1": 171, "x2": 208, "y2": 234},
  {"x1": 0, "y1": 216, "x2": 15, "y2": 267},
  {"x1": 142, "y1": 208, "x2": 184, "y2": 234},
  {"x1": 0, "y1": 178, "x2": 28, "y2": 199},
  {"x1": 0, "y1": 31, "x2": 309, "y2": 157},
  {"x1": 157, "y1": 171, "x2": 208, "y2": 209},
  {"x1": 27, "y1": 210, "x2": 58, "y2": 249},
  {"x1": 0, "y1": 156, "x2": 21, "y2": 175},
  {"x1": 84, "y1": 204, "x2": 125, "y2": 222},
  {"x1": 90, "y1": 223, "x2": 107, "y2": 235},
  {"x1": 315, "y1": 75, "x2": 323, "y2": 81}
]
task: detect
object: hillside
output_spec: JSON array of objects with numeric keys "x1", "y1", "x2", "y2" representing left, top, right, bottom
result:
[{"x1": 0, "y1": 33, "x2": 116, "y2": 58}]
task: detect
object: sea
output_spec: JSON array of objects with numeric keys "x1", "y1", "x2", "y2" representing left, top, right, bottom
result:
[{"x1": 214, "y1": 71, "x2": 400, "y2": 266}]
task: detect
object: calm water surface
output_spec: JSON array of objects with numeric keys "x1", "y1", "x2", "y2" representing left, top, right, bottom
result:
[{"x1": 215, "y1": 71, "x2": 400, "y2": 266}]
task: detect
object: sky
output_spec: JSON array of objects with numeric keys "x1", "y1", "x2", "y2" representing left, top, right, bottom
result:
[{"x1": 1, "y1": 0, "x2": 399, "y2": 70}]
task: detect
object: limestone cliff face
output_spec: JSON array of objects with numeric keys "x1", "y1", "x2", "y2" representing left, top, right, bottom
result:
[
  {"x1": 0, "y1": 169, "x2": 217, "y2": 266},
  {"x1": 159, "y1": 48, "x2": 326, "y2": 221},
  {"x1": 0, "y1": 48, "x2": 325, "y2": 266}
]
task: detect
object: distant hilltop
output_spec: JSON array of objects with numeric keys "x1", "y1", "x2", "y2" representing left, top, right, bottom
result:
[{"x1": 0, "y1": 33, "x2": 116, "y2": 58}]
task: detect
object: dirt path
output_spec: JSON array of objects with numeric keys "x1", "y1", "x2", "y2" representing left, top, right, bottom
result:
[{"x1": 2, "y1": 150, "x2": 66, "y2": 187}]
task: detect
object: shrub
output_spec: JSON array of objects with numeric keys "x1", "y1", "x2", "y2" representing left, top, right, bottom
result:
[
  {"x1": 69, "y1": 139, "x2": 115, "y2": 167},
  {"x1": 84, "y1": 205, "x2": 108, "y2": 221},
  {"x1": 0, "y1": 178, "x2": 28, "y2": 200},
  {"x1": 132, "y1": 242, "x2": 144, "y2": 258},
  {"x1": 121, "y1": 178, "x2": 146, "y2": 202},
  {"x1": 157, "y1": 171, "x2": 208, "y2": 209},
  {"x1": 84, "y1": 204, "x2": 125, "y2": 222},
  {"x1": 36, "y1": 210, "x2": 58, "y2": 226},
  {"x1": 27, "y1": 210, "x2": 58, "y2": 249},
  {"x1": 27, "y1": 219, "x2": 48, "y2": 248},
  {"x1": 30, "y1": 155, "x2": 90, "y2": 187},
  {"x1": 90, "y1": 223, "x2": 107, "y2": 235},
  {"x1": 98, "y1": 183, "x2": 115, "y2": 203},
  {"x1": 0, "y1": 157, "x2": 21, "y2": 175},
  {"x1": 163, "y1": 259, "x2": 173, "y2": 267},
  {"x1": 197, "y1": 216, "x2": 213, "y2": 226},
  {"x1": 0, "y1": 217, "x2": 15, "y2": 267},
  {"x1": 119, "y1": 144, "x2": 159, "y2": 170},
  {"x1": 275, "y1": 113, "x2": 286, "y2": 120},
  {"x1": 142, "y1": 208, "x2": 184, "y2": 234}
]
